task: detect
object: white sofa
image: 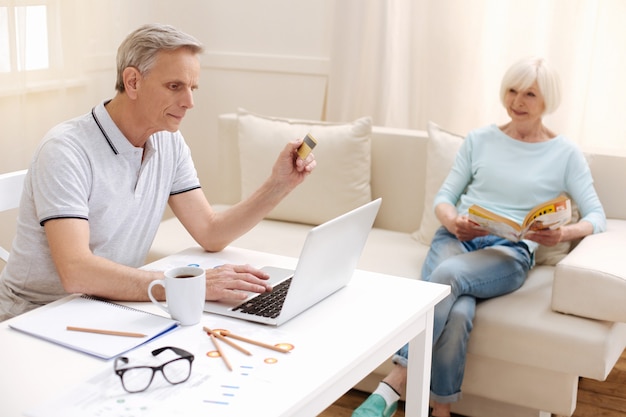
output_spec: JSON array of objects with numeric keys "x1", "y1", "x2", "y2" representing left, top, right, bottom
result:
[{"x1": 149, "y1": 112, "x2": 626, "y2": 417}]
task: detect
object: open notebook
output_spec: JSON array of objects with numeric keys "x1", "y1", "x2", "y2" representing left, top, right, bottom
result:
[{"x1": 9, "y1": 294, "x2": 179, "y2": 359}]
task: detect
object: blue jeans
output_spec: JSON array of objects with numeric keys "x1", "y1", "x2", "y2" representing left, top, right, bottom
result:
[{"x1": 392, "y1": 227, "x2": 532, "y2": 403}]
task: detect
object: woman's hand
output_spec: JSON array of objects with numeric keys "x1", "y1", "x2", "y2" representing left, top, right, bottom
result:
[
  {"x1": 525, "y1": 228, "x2": 563, "y2": 246},
  {"x1": 453, "y1": 215, "x2": 490, "y2": 241},
  {"x1": 436, "y1": 203, "x2": 488, "y2": 241}
]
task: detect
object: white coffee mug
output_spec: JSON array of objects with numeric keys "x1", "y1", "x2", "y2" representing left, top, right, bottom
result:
[{"x1": 148, "y1": 266, "x2": 206, "y2": 326}]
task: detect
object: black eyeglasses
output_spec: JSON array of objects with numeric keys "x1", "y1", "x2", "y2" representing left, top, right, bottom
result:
[{"x1": 114, "y1": 346, "x2": 194, "y2": 393}]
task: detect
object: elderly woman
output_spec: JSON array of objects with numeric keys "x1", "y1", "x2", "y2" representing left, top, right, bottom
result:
[{"x1": 353, "y1": 57, "x2": 606, "y2": 417}]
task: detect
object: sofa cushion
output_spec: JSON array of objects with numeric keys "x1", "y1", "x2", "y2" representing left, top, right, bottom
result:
[
  {"x1": 237, "y1": 109, "x2": 372, "y2": 226},
  {"x1": 552, "y1": 219, "x2": 626, "y2": 322},
  {"x1": 412, "y1": 121, "x2": 463, "y2": 245},
  {"x1": 470, "y1": 264, "x2": 626, "y2": 380}
]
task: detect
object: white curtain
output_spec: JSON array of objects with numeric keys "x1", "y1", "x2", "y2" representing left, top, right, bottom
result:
[{"x1": 325, "y1": 0, "x2": 626, "y2": 152}]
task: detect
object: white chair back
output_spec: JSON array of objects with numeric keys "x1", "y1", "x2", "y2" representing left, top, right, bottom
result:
[{"x1": 0, "y1": 170, "x2": 27, "y2": 262}]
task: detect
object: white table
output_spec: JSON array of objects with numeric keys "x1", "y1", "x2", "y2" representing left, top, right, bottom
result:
[{"x1": 1, "y1": 246, "x2": 448, "y2": 417}]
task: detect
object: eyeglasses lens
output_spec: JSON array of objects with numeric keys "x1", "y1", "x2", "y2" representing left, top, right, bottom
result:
[
  {"x1": 121, "y1": 366, "x2": 155, "y2": 393},
  {"x1": 115, "y1": 347, "x2": 194, "y2": 393},
  {"x1": 162, "y1": 358, "x2": 192, "y2": 385}
]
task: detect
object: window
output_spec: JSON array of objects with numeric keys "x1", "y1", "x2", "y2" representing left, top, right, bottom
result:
[
  {"x1": 0, "y1": 1, "x2": 62, "y2": 91},
  {"x1": 1, "y1": 3, "x2": 50, "y2": 73},
  {"x1": 0, "y1": 7, "x2": 11, "y2": 72}
]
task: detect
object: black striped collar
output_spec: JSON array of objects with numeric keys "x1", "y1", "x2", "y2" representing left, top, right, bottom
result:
[{"x1": 91, "y1": 100, "x2": 118, "y2": 155}]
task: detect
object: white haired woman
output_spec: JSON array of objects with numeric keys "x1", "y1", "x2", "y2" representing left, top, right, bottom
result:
[{"x1": 353, "y1": 57, "x2": 606, "y2": 417}]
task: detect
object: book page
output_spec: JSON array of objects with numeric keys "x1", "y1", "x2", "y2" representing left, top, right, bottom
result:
[
  {"x1": 467, "y1": 204, "x2": 523, "y2": 241},
  {"x1": 468, "y1": 195, "x2": 572, "y2": 242},
  {"x1": 522, "y1": 195, "x2": 571, "y2": 231},
  {"x1": 468, "y1": 205, "x2": 522, "y2": 232}
]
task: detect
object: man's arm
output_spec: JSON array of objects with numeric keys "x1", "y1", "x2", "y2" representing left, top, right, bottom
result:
[
  {"x1": 45, "y1": 218, "x2": 164, "y2": 300},
  {"x1": 45, "y1": 218, "x2": 275, "y2": 302},
  {"x1": 44, "y1": 139, "x2": 314, "y2": 302},
  {"x1": 170, "y1": 139, "x2": 316, "y2": 252}
]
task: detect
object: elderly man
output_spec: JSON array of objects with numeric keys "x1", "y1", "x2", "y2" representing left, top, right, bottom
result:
[{"x1": 0, "y1": 23, "x2": 316, "y2": 321}]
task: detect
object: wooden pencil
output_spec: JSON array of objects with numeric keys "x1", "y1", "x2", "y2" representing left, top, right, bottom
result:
[
  {"x1": 66, "y1": 326, "x2": 146, "y2": 338},
  {"x1": 203, "y1": 326, "x2": 252, "y2": 356},
  {"x1": 209, "y1": 331, "x2": 233, "y2": 371},
  {"x1": 220, "y1": 330, "x2": 290, "y2": 354}
]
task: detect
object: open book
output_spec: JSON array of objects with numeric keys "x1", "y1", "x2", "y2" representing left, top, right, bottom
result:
[{"x1": 468, "y1": 195, "x2": 572, "y2": 242}]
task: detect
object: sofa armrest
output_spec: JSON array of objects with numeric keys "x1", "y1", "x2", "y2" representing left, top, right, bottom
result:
[{"x1": 552, "y1": 219, "x2": 626, "y2": 322}]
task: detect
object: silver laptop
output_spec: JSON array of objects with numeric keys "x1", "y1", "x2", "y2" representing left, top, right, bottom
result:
[{"x1": 204, "y1": 198, "x2": 382, "y2": 326}]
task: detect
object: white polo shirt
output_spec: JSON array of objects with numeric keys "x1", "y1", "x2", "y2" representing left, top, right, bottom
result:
[{"x1": 0, "y1": 101, "x2": 201, "y2": 319}]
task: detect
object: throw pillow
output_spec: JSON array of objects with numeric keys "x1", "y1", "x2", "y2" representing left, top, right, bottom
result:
[
  {"x1": 237, "y1": 109, "x2": 372, "y2": 225},
  {"x1": 411, "y1": 121, "x2": 463, "y2": 245}
]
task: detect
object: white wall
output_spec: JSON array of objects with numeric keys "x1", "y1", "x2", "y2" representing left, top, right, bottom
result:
[{"x1": 76, "y1": 0, "x2": 334, "y2": 199}]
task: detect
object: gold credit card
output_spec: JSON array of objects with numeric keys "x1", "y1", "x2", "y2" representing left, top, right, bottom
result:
[{"x1": 297, "y1": 133, "x2": 317, "y2": 159}]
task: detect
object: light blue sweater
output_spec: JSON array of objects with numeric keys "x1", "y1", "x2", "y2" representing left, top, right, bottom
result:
[{"x1": 433, "y1": 124, "x2": 606, "y2": 248}]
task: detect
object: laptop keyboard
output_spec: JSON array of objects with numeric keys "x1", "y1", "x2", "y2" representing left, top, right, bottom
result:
[{"x1": 232, "y1": 277, "x2": 292, "y2": 319}]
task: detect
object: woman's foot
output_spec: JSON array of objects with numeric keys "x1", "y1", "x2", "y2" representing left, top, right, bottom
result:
[
  {"x1": 431, "y1": 401, "x2": 451, "y2": 417},
  {"x1": 352, "y1": 381, "x2": 400, "y2": 417},
  {"x1": 352, "y1": 393, "x2": 398, "y2": 417}
]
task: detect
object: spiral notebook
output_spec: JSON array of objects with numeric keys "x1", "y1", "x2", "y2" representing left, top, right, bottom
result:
[{"x1": 9, "y1": 294, "x2": 179, "y2": 359}]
